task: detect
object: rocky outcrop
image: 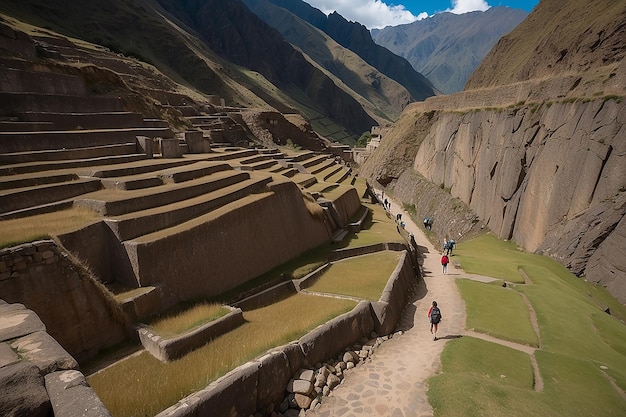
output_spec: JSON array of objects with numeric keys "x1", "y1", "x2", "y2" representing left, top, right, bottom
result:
[
  {"x1": 361, "y1": 0, "x2": 626, "y2": 304},
  {"x1": 0, "y1": 300, "x2": 111, "y2": 417}
]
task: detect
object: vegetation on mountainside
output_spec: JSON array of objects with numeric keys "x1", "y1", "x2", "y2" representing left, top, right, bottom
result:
[
  {"x1": 466, "y1": 0, "x2": 626, "y2": 90},
  {"x1": 356, "y1": 132, "x2": 372, "y2": 147},
  {"x1": 429, "y1": 234, "x2": 626, "y2": 417}
]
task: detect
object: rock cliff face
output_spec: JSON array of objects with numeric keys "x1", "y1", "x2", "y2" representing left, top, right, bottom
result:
[{"x1": 363, "y1": 94, "x2": 626, "y2": 303}]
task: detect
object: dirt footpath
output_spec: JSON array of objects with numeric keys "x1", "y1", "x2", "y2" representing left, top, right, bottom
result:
[{"x1": 307, "y1": 193, "x2": 467, "y2": 417}]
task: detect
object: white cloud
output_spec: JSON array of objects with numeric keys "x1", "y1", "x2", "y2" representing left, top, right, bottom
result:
[
  {"x1": 448, "y1": 0, "x2": 491, "y2": 14},
  {"x1": 305, "y1": 0, "x2": 428, "y2": 29}
]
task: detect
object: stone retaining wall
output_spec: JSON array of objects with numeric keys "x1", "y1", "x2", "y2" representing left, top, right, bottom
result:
[
  {"x1": 157, "y1": 301, "x2": 375, "y2": 417},
  {"x1": 0, "y1": 240, "x2": 128, "y2": 362},
  {"x1": 138, "y1": 307, "x2": 244, "y2": 362},
  {"x1": 157, "y1": 247, "x2": 417, "y2": 416},
  {"x1": 233, "y1": 280, "x2": 298, "y2": 310},
  {"x1": 125, "y1": 180, "x2": 332, "y2": 301},
  {"x1": 371, "y1": 250, "x2": 415, "y2": 335}
]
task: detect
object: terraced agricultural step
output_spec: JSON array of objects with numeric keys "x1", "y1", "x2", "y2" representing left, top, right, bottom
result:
[
  {"x1": 74, "y1": 170, "x2": 251, "y2": 216},
  {"x1": 101, "y1": 177, "x2": 163, "y2": 191},
  {"x1": 0, "y1": 121, "x2": 54, "y2": 131},
  {"x1": 0, "y1": 173, "x2": 78, "y2": 190},
  {"x1": 322, "y1": 165, "x2": 344, "y2": 181},
  {"x1": 301, "y1": 155, "x2": 330, "y2": 168},
  {"x1": 98, "y1": 161, "x2": 234, "y2": 190},
  {"x1": 310, "y1": 159, "x2": 338, "y2": 175},
  {"x1": 0, "y1": 127, "x2": 173, "y2": 153},
  {"x1": 0, "y1": 142, "x2": 137, "y2": 164},
  {"x1": 105, "y1": 174, "x2": 274, "y2": 241},
  {"x1": 158, "y1": 161, "x2": 232, "y2": 183},
  {"x1": 327, "y1": 168, "x2": 352, "y2": 184},
  {"x1": 0, "y1": 178, "x2": 102, "y2": 214},
  {"x1": 291, "y1": 173, "x2": 317, "y2": 188},
  {"x1": 16, "y1": 111, "x2": 145, "y2": 130},
  {"x1": 76, "y1": 159, "x2": 192, "y2": 178},
  {"x1": 0, "y1": 154, "x2": 147, "y2": 176},
  {"x1": 237, "y1": 154, "x2": 271, "y2": 165},
  {"x1": 286, "y1": 151, "x2": 315, "y2": 162},
  {"x1": 0, "y1": 92, "x2": 124, "y2": 115},
  {"x1": 205, "y1": 149, "x2": 259, "y2": 161},
  {"x1": 236, "y1": 160, "x2": 276, "y2": 171},
  {"x1": 278, "y1": 168, "x2": 299, "y2": 178}
]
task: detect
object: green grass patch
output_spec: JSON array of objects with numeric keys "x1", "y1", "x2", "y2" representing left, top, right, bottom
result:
[
  {"x1": 146, "y1": 302, "x2": 230, "y2": 338},
  {"x1": 454, "y1": 234, "x2": 529, "y2": 283},
  {"x1": 436, "y1": 336, "x2": 535, "y2": 389},
  {"x1": 457, "y1": 279, "x2": 539, "y2": 347},
  {"x1": 307, "y1": 251, "x2": 401, "y2": 300},
  {"x1": 89, "y1": 293, "x2": 356, "y2": 417},
  {"x1": 342, "y1": 202, "x2": 404, "y2": 248},
  {"x1": 433, "y1": 233, "x2": 626, "y2": 416}
]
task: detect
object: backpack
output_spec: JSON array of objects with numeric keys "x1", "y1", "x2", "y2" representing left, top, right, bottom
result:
[{"x1": 430, "y1": 307, "x2": 441, "y2": 324}]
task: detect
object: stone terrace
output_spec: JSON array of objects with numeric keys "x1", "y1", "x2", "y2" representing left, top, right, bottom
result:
[{"x1": 0, "y1": 17, "x2": 363, "y2": 369}]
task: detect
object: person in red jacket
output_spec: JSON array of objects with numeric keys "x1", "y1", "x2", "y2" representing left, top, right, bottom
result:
[
  {"x1": 441, "y1": 254, "x2": 449, "y2": 274},
  {"x1": 428, "y1": 301, "x2": 442, "y2": 341}
]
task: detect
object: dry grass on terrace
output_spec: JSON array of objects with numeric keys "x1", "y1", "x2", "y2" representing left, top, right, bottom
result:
[
  {"x1": 88, "y1": 293, "x2": 356, "y2": 417},
  {"x1": 344, "y1": 202, "x2": 404, "y2": 248},
  {"x1": 146, "y1": 302, "x2": 231, "y2": 338},
  {"x1": 307, "y1": 250, "x2": 402, "y2": 300},
  {"x1": 0, "y1": 207, "x2": 100, "y2": 249}
]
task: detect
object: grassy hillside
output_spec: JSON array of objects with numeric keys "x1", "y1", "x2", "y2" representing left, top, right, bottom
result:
[{"x1": 466, "y1": 0, "x2": 626, "y2": 89}]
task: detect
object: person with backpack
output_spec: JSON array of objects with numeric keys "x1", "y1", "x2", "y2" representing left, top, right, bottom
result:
[
  {"x1": 441, "y1": 253, "x2": 449, "y2": 274},
  {"x1": 428, "y1": 301, "x2": 442, "y2": 341}
]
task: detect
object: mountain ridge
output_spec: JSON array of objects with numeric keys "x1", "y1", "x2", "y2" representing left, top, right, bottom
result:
[
  {"x1": 254, "y1": 0, "x2": 436, "y2": 101},
  {"x1": 371, "y1": 6, "x2": 527, "y2": 94}
]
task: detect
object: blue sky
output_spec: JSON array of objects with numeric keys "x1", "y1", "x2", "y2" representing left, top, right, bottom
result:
[{"x1": 305, "y1": 0, "x2": 540, "y2": 29}]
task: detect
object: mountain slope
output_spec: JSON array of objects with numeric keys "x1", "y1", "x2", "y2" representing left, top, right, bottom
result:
[
  {"x1": 241, "y1": 0, "x2": 412, "y2": 124},
  {"x1": 466, "y1": 0, "x2": 626, "y2": 89},
  {"x1": 371, "y1": 7, "x2": 527, "y2": 94},
  {"x1": 256, "y1": 0, "x2": 436, "y2": 101},
  {"x1": 0, "y1": 0, "x2": 376, "y2": 142}
]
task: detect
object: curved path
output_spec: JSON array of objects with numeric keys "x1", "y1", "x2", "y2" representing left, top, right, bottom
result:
[
  {"x1": 307, "y1": 194, "x2": 466, "y2": 417},
  {"x1": 307, "y1": 192, "x2": 544, "y2": 416}
]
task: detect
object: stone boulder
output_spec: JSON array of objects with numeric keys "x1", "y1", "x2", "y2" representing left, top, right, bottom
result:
[{"x1": 0, "y1": 362, "x2": 50, "y2": 417}]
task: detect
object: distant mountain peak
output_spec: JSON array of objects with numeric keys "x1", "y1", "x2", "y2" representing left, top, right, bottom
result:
[{"x1": 371, "y1": 7, "x2": 527, "y2": 94}]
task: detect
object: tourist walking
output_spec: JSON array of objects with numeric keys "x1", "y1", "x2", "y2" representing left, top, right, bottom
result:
[
  {"x1": 428, "y1": 301, "x2": 442, "y2": 341},
  {"x1": 441, "y1": 254, "x2": 449, "y2": 274}
]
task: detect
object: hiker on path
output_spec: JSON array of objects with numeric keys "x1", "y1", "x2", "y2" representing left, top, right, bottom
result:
[
  {"x1": 447, "y1": 239, "x2": 456, "y2": 255},
  {"x1": 428, "y1": 301, "x2": 442, "y2": 341},
  {"x1": 441, "y1": 254, "x2": 449, "y2": 274}
]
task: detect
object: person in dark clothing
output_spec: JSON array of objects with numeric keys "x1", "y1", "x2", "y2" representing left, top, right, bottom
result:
[{"x1": 428, "y1": 301, "x2": 442, "y2": 341}]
